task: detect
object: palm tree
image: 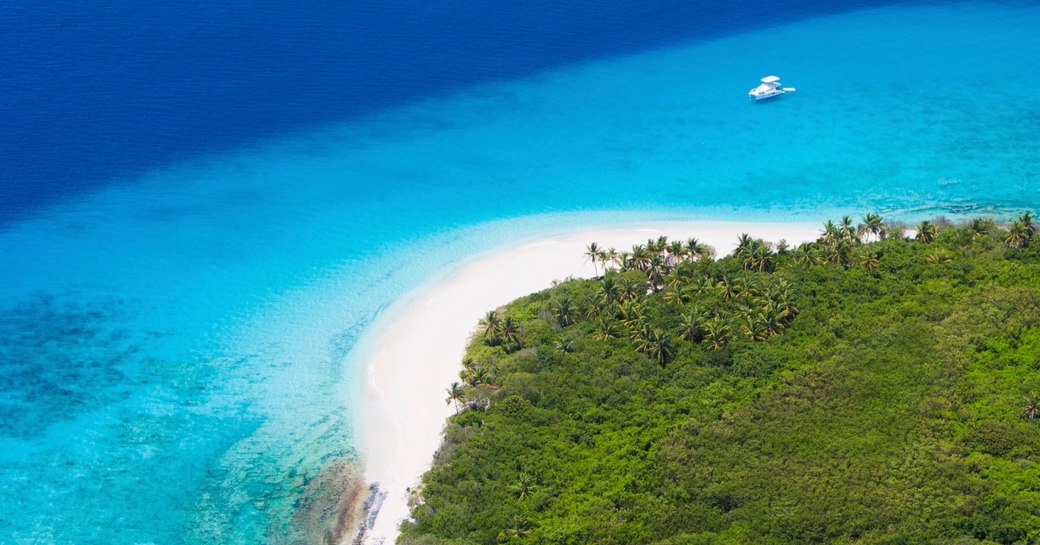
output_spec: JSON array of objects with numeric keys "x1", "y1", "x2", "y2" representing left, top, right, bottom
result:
[
  {"x1": 445, "y1": 381, "x2": 465, "y2": 415},
  {"x1": 924, "y1": 250, "x2": 951, "y2": 265},
  {"x1": 630, "y1": 244, "x2": 651, "y2": 272},
  {"x1": 649, "y1": 235, "x2": 669, "y2": 255},
  {"x1": 635, "y1": 328, "x2": 674, "y2": 367},
  {"x1": 757, "y1": 304, "x2": 786, "y2": 338},
  {"x1": 630, "y1": 321, "x2": 654, "y2": 346},
  {"x1": 735, "y1": 233, "x2": 755, "y2": 268},
  {"x1": 554, "y1": 338, "x2": 575, "y2": 353},
  {"x1": 715, "y1": 275, "x2": 735, "y2": 299},
  {"x1": 703, "y1": 317, "x2": 732, "y2": 352},
  {"x1": 691, "y1": 275, "x2": 713, "y2": 295},
  {"x1": 631, "y1": 320, "x2": 652, "y2": 343},
  {"x1": 794, "y1": 243, "x2": 819, "y2": 267},
  {"x1": 840, "y1": 215, "x2": 857, "y2": 243},
  {"x1": 686, "y1": 238, "x2": 715, "y2": 261},
  {"x1": 617, "y1": 251, "x2": 633, "y2": 272},
  {"x1": 619, "y1": 276, "x2": 642, "y2": 302},
  {"x1": 668, "y1": 271, "x2": 687, "y2": 290},
  {"x1": 968, "y1": 218, "x2": 993, "y2": 240},
  {"x1": 1005, "y1": 219, "x2": 1029, "y2": 248},
  {"x1": 661, "y1": 285, "x2": 687, "y2": 305},
  {"x1": 478, "y1": 310, "x2": 502, "y2": 343},
  {"x1": 461, "y1": 364, "x2": 491, "y2": 386},
  {"x1": 730, "y1": 299, "x2": 755, "y2": 321},
  {"x1": 764, "y1": 279, "x2": 798, "y2": 319},
  {"x1": 618, "y1": 301, "x2": 646, "y2": 332},
  {"x1": 668, "y1": 240, "x2": 686, "y2": 266},
  {"x1": 741, "y1": 314, "x2": 769, "y2": 341},
  {"x1": 1019, "y1": 211, "x2": 1036, "y2": 240},
  {"x1": 511, "y1": 472, "x2": 537, "y2": 500},
  {"x1": 594, "y1": 317, "x2": 620, "y2": 340},
  {"x1": 550, "y1": 297, "x2": 575, "y2": 327},
  {"x1": 583, "y1": 293, "x2": 605, "y2": 319},
  {"x1": 859, "y1": 251, "x2": 880, "y2": 272},
  {"x1": 678, "y1": 308, "x2": 704, "y2": 342},
  {"x1": 499, "y1": 316, "x2": 521, "y2": 346},
  {"x1": 597, "y1": 249, "x2": 609, "y2": 272},
  {"x1": 642, "y1": 238, "x2": 656, "y2": 254},
  {"x1": 1024, "y1": 394, "x2": 1040, "y2": 422},
  {"x1": 735, "y1": 274, "x2": 758, "y2": 299},
  {"x1": 863, "y1": 213, "x2": 885, "y2": 242},
  {"x1": 826, "y1": 240, "x2": 851, "y2": 268},
  {"x1": 648, "y1": 330, "x2": 676, "y2": 368},
  {"x1": 682, "y1": 238, "x2": 699, "y2": 261},
  {"x1": 646, "y1": 254, "x2": 668, "y2": 290},
  {"x1": 678, "y1": 284, "x2": 697, "y2": 305},
  {"x1": 606, "y1": 248, "x2": 620, "y2": 270},
  {"x1": 820, "y1": 220, "x2": 840, "y2": 245},
  {"x1": 915, "y1": 220, "x2": 938, "y2": 243},
  {"x1": 780, "y1": 294, "x2": 799, "y2": 319},
  {"x1": 748, "y1": 240, "x2": 773, "y2": 272},
  {"x1": 599, "y1": 275, "x2": 621, "y2": 306},
  {"x1": 505, "y1": 515, "x2": 533, "y2": 539},
  {"x1": 585, "y1": 242, "x2": 602, "y2": 277},
  {"x1": 460, "y1": 357, "x2": 477, "y2": 385}
]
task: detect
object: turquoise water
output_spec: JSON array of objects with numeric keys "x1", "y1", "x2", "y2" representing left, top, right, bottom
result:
[{"x1": 2, "y1": 3, "x2": 1040, "y2": 543}]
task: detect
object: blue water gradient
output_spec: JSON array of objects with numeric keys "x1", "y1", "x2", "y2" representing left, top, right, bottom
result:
[
  {"x1": 2, "y1": 2, "x2": 1040, "y2": 543},
  {"x1": 0, "y1": 0, "x2": 896, "y2": 220}
]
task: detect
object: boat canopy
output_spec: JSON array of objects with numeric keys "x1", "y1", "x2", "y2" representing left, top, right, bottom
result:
[{"x1": 760, "y1": 75, "x2": 781, "y2": 83}]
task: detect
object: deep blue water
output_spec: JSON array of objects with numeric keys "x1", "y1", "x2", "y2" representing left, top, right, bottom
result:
[
  {"x1": 0, "y1": 0, "x2": 898, "y2": 220},
  {"x1": 2, "y1": 1, "x2": 1040, "y2": 544}
]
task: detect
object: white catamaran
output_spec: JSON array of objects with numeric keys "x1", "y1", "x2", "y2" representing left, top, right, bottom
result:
[{"x1": 748, "y1": 75, "x2": 796, "y2": 101}]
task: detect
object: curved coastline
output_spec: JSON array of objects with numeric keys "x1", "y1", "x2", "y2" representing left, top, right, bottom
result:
[
  {"x1": 355, "y1": 219, "x2": 821, "y2": 543},
  {"x1": 1, "y1": 2, "x2": 1038, "y2": 541}
]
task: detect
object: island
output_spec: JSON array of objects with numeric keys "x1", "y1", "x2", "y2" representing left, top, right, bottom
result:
[{"x1": 382, "y1": 213, "x2": 1040, "y2": 545}]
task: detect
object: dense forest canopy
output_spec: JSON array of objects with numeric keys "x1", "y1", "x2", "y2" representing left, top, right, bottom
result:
[{"x1": 399, "y1": 214, "x2": 1040, "y2": 545}]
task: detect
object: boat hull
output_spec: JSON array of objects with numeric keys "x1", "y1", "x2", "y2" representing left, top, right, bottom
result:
[{"x1": 749, "y1": 90, "x2": 785, "y2": 101}]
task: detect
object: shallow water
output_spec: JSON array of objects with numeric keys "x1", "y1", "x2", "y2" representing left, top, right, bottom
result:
[{"x1": 2, "y1": 2, "x2": 1040, "y2": 543}]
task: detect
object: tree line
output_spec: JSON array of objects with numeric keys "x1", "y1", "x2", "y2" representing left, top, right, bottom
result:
[{"x1": 407, "y1": 212, "x2": 1040, "y2": 545}]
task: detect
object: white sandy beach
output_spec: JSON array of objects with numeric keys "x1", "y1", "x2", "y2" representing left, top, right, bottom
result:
[{"x1": 358, "y1": 220, "x2": 820, "y2": 543}]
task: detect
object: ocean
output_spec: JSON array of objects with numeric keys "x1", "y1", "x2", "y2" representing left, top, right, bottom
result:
[{"x1": 1, "y1": 1, "x2": 1039, "y2": 543}]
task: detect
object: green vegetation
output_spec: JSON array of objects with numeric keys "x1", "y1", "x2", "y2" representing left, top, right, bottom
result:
[{"x1": 400, "y1": 213, "x2": 1040, "y2": 545}]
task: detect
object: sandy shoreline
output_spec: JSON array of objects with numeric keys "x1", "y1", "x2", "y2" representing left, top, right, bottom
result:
[{"x1": 357, "y1": 220, "x2": 820, "y2": 543}]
